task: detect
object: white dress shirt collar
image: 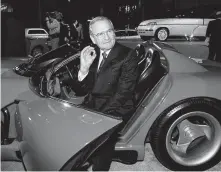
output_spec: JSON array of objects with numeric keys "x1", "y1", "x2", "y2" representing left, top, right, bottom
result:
[{"x1": 98, "y1": 49, "x2": 111, "y2": 69}]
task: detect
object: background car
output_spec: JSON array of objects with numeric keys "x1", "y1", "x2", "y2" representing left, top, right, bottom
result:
[
  {"x1": 25, "y1": 28, "x2": 50, "y2": 57},
  {"x1": 1, "y1": 41, "x2": 221, "y2": 171},
  {"x1": 137, "y1": 5, "x2": 221, "y2": 41}
]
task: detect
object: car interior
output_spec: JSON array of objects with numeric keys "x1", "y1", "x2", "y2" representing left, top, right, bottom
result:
[
  {"x1": 133, "y1": 44, "x2": 167, "y2": 107},
  {"x1": 45, "y1": 43, "x2": 167, "y2": 125}
]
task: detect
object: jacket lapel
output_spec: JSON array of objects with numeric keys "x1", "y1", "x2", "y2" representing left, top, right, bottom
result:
[
  {"x1": 98, "y1": 42, "x2": 121, "y2": 73},
  {"x1": 89, "y1": 49, "x2": 100, "y2": 79}
]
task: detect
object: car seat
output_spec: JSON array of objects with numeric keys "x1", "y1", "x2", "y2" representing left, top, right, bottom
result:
[
  {"x1": 121, "y1": 44, "x2": 166, "y2": 124},
  {"x1": 133, "y1": 46, "x2": 165, "y2": 107}
]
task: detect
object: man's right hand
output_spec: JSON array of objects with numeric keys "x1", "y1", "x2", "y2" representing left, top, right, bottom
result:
[{"x1": 79, "y1": 46, "x2": 97, "y2": 75}]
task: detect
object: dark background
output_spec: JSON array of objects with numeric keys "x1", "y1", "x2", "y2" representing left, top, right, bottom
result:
[{"x1": 1, "y1": 0, "x2": 221, "y2": 57}]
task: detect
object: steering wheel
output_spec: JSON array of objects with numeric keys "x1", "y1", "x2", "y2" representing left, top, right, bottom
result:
[
  {"x1": 60, "y1": 63, "x2": 80, "y2": 100},
  {"x1": 46, "y1": 53, "x2": 87, "y2": 101}
]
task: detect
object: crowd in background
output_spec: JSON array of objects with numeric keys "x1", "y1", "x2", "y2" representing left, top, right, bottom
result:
[{"x1": 45, "y1": 11, "x2": 86, "y2": 50}]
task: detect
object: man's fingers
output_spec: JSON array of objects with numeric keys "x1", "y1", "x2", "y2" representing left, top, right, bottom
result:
[
  {"x1": 89, "y1": 49, "x2": 97, "y2": 59},
  {"x1": 81, "y1": 46, "x2": 96, "y2": 61},
  {"x1": 81, "y1": 46, "x2": 91, "y2": 57}
]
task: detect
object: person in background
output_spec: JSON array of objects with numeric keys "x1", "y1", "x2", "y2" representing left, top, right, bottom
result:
[
  {"x1": 205, "y1": 11, "x2": 221, "y2": 62},
  {"x1": 69, "y1": 19, "x2": 78, "y2": 42},
  {"x1": 45, "y1": 12, "x2": 60, "y2": 50},
  {"x1": 72, "y1": 19, "x2": 84, "y2": 41},
  {"x1": 59, "y1": 19, "x2": 69, "y2": 46}
]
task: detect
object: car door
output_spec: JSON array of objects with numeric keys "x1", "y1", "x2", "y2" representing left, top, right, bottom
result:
[
  {"x1": 191, "y1": 18, "x2": 214, "y2": 37},
  {"x1": 169, "y1": 18, "x2": 203, "y2": 37}
]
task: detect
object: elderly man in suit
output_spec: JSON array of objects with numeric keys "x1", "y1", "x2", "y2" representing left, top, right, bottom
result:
[
  {"x1": 205, "y1": 11, "x2": 221, "y2": 62},
  {"x1": 77, "y1": 16, "x2": 139, "y2": 120},
  {"x1": 72, "y1": 16, "x2": 139, "y2": 170}
]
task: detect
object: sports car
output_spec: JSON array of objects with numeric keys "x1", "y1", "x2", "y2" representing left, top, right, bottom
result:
[{"x1": 1, "y1": 41, "x2": 221, "y2": 171}]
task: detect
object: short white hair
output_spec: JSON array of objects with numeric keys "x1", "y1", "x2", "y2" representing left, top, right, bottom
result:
[{"x1": 89, "y1": 16, "x2": 114, "y2": 35}]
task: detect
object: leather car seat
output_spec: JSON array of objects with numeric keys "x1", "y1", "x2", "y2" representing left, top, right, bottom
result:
[
  {"x1": 133, "y1": 46, "x2": 166, "y2": 107},
  {"x1": 118, "y1": 44, "x2": 166, "y2": 134}
]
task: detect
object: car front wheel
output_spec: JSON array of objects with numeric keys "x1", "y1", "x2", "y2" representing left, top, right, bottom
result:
[
  {"x1": 150, "y1": 98, "x2": 221, "y2": 171},
  {"x1": 155, "y1": 28, "x2": 169, "y2": 41}
]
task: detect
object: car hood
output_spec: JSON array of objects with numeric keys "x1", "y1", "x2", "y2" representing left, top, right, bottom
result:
[
  {"x1": 1, "y1": 69, "x2": 29, "y2": 108},
  {"x1": 15, "y1": 90, "x2": 122, "y2": 170}
]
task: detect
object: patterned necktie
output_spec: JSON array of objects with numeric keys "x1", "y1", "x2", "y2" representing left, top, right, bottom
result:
[{"x1": 98, "y1": 52, "x2": 107, "y2": 72}]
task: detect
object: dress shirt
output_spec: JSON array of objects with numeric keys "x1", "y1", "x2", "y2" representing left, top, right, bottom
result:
[{"x1": 78, "y1": 49, "x2": 111, "y2": 81}]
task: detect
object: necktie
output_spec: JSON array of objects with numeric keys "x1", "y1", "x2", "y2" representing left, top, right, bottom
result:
[{"x1": 98, "y1": 52, "x2": 107, "y2": 72}]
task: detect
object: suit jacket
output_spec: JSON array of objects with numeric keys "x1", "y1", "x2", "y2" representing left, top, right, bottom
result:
[
  {"x1": 69, "y1": 25, "x2": 78, "y2": 41},
  {"x1": 206, "y1": 19, "x2": 221, "y2": 46},
  {"x1": 72, "y1": 42, "x2": 139, "y2": 120}
]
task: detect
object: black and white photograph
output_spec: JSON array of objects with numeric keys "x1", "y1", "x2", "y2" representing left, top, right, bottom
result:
[{"x1": 1, "y1": 0, "x2": 221, "y2": 171}]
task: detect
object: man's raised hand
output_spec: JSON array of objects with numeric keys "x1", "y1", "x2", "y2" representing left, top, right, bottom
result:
[{"x1": 79, "y1": 46, "x2": 97, "y2": 75}]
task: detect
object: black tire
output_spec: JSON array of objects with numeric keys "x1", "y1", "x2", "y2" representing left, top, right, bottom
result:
[
  {"x1": 150, "y1": 97, "x2": 221, "y2": 171},
  {"x1": 155, "y1": 28, "x2": 169, "y2": 41},
  {"x1": 31, "y1": 46, "x2": 43, "y2": 58}
]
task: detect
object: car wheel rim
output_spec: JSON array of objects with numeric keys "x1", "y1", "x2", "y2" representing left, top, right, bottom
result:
[
  {"x1": 166, "y1": 111, "x2": 221, "y2": 166},
  {"x1": 158, "y1": 29, "x2": 167, "y2": 41}
]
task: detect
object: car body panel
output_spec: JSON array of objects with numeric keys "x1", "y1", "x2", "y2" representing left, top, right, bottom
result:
[
  {"x1": 161, "y1": 49, "x2": 207, "y2": 73},
  {"x1": 1, "y1": 70, "x2": 29, "y2": 108},
  {"x1": 14, "y1": 90, "x2": 122, "y2": 170}
]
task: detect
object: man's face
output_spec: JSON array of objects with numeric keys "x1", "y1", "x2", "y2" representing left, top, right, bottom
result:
[{"x1": 90, "y1": 20, "x2": 116, "y2": 51}]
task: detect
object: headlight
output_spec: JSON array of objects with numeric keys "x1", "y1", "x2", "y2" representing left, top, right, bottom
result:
[{"x1": 147, "y1": 22, "x2": 157, "y2": 26}]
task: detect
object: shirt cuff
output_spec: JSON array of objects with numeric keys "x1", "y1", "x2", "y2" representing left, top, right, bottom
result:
[{"x1": 78, "y1": 70, "x2": 88, "y2": 81}]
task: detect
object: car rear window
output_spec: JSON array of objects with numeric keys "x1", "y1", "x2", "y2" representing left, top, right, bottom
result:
[{"x1": 28, "y1": 30, "x2": 47, "y2": 34}]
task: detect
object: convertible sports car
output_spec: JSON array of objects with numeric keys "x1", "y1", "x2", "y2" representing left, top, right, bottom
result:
[{"x1": 1, "y1": 41, "x2": 221, "y2": 171}]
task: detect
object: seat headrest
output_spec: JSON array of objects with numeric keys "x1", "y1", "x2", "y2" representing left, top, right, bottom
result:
[
  {"x1": 133, "y1": 49, "x2": 162, "y2": 106},
  {"x1": 135, "y1": 44, "x2": 146, "y2": 61},
  {"x1": 138, "y1": 49, "x2": 161, "y2": 83}
]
